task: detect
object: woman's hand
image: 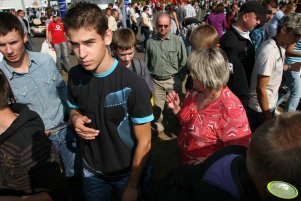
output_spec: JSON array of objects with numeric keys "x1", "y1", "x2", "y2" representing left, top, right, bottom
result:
[{"x1": 166, "y1": 90, "x2": 181, "y2": 114}]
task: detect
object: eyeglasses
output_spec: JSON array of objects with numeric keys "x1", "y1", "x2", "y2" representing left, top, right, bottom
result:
[
  {"x1": 268, "y1": 10, "x2": 276, "y2": 15},
  {"x1": 158, "y1": 24, "x2": 169, "y2": 28}
]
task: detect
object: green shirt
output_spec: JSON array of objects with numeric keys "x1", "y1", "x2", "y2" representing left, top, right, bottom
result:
[{"x1": 145, "y1": 33, "x2": 187, "y2": 78}]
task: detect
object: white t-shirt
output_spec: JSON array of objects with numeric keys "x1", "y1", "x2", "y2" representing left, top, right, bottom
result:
[
  {"x1": 141, "y1": 12, "x2": 153, "y2": 31},
  {"x1": 248, "y1": 39, "x2": 285, "y2": 112},
  {"x1": 184, "y1": 4, "x2": 196, "y2": 18},
  {"x1": 108, "y1": 16, "x2": 117, "y2": 31},
  {"x1": 126, "y1": 6, "x2": 131, "y2": 20},
  {"x1": 129, "y1": 7, "x2": 137, "y2": 23},
  {"x1": 147, "y1": 5, "x2": 153, "y2": 18}
]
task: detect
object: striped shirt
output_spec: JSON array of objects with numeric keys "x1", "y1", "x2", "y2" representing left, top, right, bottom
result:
[{"x1": 285, "y1": 40, "x2": 301, "y2": 64}]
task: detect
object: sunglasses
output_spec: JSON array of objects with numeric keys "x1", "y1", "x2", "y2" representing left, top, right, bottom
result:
[{"x1": 158, "y1": 24, "x2": 169, "y2": 28}]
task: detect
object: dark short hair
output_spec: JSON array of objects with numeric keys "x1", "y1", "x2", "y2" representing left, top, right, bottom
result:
[
  {"x1": 143, "y1": 6, "x2": 149, "y2": 12},
  {"x1": 16, "y1": 9, "x2": 24, "y2": 15},
  {"x1": 0, "y1": 12, "x2": 24, "y2": 37},
  {"x1": 262, "y1": 0, "x2": 278, "y2": 9},
  {"x1": 112, "y1": 8, "x2": 118, "y2": 15},
  {"x1": 105, "y1": 7, "x2": 112, "y2": 14},
  {"x1": 64, "y1": 2, "x2": 108, "y2": 38}
]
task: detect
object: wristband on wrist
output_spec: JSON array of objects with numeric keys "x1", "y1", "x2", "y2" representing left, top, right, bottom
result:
[{"x1": 288, "y1": 64, "x2": 292, "y2": 70}]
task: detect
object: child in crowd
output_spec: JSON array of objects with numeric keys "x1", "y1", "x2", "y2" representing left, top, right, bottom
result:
[
  {"x1": 186, "y1": 24, "x2": 219, "y2": 90},
  {"x1": 189, "y1": 24, "x2": 219, "y2": 50},
  {"x1": 111, "y1": 28, "x2": 153, "y2": 92}
]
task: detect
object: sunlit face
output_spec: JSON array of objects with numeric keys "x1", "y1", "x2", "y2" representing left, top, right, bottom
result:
[
  {"x1": 233, "y1": 4, "x2": 239, "y2": 12},
  {"x1": 114, "y1": 47, "x2": 135, "y2": 67},
  {"x1": 105, "y1": 10, "x2": 112, "y2": 16},
  {"x1": 112, "y1": 11, "x2": 119, "y2": 19},
  {"x1": 243, "y1": 12, "x2": 260, "y2": 31},
  {"x1": 53, "y1": 16, "x2": 59, "y2": 22},
  {"x1": 266, "y1": 5, "x2": 277, "y2": 21},
  {"x1": 67, "y1": 28, "x2": 112, "y2": 72},
  {"x1": 157, "y1": 15, "x2": 171, "y2": 39},
  {"x1": 18, "y1": 11, "x2": 25, "y2": 18},
  {"x1": 0, "y1": 30, "x2": 27, "y2": 65}
]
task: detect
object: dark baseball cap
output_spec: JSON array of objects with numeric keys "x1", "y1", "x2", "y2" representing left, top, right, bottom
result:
[{"x1": 239, "y1": 1, "x2": 270, "y2": 15}]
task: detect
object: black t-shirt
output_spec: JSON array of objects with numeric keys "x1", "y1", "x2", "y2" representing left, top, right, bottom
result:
[{"x1": 67, "y1": 60, "x2": 154, "y2": 177}]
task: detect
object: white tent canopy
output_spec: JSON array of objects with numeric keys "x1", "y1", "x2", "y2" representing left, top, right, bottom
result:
[
  {"x1": 0, "y1": 0, "x2": 25, "y2": 10},
  {"x1": 0, "y1": 0, "x2": 71, "y2": 10}
]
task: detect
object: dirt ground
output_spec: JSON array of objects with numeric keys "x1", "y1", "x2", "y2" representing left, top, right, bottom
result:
[{"x1": 151, "y1": 131, "x2": 179, "y2": 183}]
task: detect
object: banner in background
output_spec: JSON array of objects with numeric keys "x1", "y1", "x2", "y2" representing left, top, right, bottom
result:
[{"x1": 58, "y1": 0, "x2": 67, "y2": 18}]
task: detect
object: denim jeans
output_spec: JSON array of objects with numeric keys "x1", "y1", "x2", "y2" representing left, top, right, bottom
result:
[
  {"x1": 48, "y1": 127, "x2": 77, "y2": 177},
  {"x1": 141, "y1": 26, "x2": 151, "y2": 49},
  {"x1": 53, "y1": 42, "x2": 71, "y2": 73},
  {"x1": 181, "y1": 32, "x2": 191, "y2": 55},
  {"x1": 277, "y1": 71, "x2": 301, "y2": 112},
  {"x1": 49, "y1": 127, "x2": 84, "y2": 201},
  {"x1": 83, "y1": 163, "x2": 152, "y2": 201}
]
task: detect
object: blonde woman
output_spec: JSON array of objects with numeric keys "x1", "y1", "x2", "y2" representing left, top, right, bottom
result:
[{"x1": 166, "y1": 48, "x2": 251, "y2": 165}]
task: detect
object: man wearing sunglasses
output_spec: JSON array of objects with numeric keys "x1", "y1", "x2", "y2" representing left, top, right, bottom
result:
[{"x1": 145, "y1": 13, "x2": 187, "y2": 134}]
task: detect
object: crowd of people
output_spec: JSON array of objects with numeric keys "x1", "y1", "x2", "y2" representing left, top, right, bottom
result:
[{"x1": 0, "y1": 0, "x2": 301, "y2": 201}]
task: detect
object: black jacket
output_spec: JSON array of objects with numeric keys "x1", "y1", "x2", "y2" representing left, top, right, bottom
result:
[
  {"x1": 220, "y1": 26, "x2": 256, "y2": 108},
  {"x1": 0, "y1": 104, "x2": 68, "y2": 201}
]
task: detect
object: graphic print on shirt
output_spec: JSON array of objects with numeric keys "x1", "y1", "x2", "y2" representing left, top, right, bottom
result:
[
  {"x1": 104, "y1": 87, "x2": 134, "y2": 148},
  {"x1": 55, "y1": 24, "x2": 63, "y2": 31}
]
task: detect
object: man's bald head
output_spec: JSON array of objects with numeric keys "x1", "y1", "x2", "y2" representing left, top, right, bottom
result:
[{"x1": 156, "y1": 14, "x2": 171, "y2": 39}]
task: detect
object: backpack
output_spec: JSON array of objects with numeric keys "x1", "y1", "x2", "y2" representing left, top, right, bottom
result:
[
  {"x1": 131, "y1": 58, "x2": 144, "y2": 77},
  {"x1": 151, "y1": 146, "x2": 255, "y2": 201}
]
